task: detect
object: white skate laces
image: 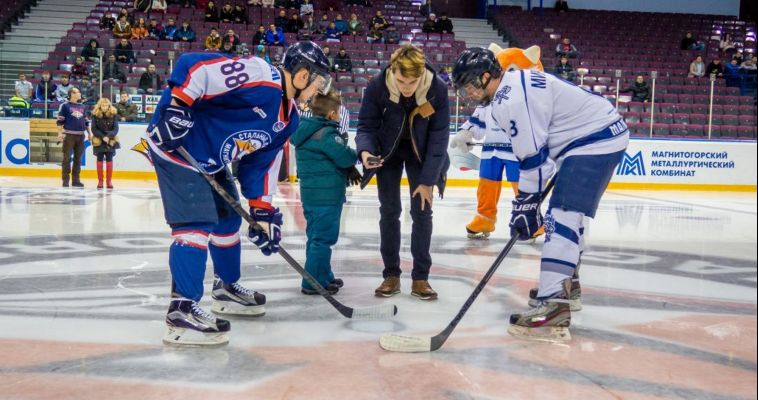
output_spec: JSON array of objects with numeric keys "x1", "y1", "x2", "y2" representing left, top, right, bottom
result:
[
  {"x1": 191, "y1": 302, "x2": 216, "y2": 322},
  {"x1": 231, "y1": 282, "x2": 256, "y2": 297}
]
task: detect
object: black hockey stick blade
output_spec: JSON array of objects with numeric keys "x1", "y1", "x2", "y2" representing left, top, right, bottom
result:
[
  {"x1": 176, "y1": 147, "x2": 398, "y2": 320},
  {"x1": 379, "y1": 180, "x2": 555, "y2": 352}
]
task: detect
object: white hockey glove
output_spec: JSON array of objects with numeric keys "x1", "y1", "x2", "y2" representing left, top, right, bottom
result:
[{"x1": 449, "y1": 129, "x2": 474, "y2": 153}]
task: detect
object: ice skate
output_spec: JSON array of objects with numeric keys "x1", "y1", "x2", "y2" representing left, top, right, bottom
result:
[
  {"x1": 466, "y1": 214, "x2": 496, "y2": 239},
  {"x1": 163, "y1": 298, "x2": 230, "y2": 346},
  {"x1": 508, "y1": 278, "x2": 572, "y2": 343},
  {"x1": 210, "y1": 276, "x2": 266, "y2": 317},
  {"x1": 528, "y1": 278, "x2": 582, "y2": 311}
]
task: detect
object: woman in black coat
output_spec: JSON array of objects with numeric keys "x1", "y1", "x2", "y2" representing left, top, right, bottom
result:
[{"x1": 91, "y1": 97, "x2": 121, "y2": 189}]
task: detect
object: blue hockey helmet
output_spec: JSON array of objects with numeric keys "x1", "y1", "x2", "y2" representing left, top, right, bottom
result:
[
  {"x1": 452, "y1": 47, "x2": 502, "y2": 101},
  {"x1": 282, "y1": 41, "x2": 332, "y2": 94}
]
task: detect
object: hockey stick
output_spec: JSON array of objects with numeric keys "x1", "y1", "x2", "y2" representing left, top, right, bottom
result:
[
  {"x1": 176, "y1": 146, "x2": 398, "y2": 320},
  {"x1": 379, "y1": 179, "x2": 556, "y2": 352}
]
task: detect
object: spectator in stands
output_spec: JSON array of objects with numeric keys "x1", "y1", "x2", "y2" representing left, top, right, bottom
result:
[
  {"x1": 147, "y1": 18, "x2": 164, "y2": 40},
  {"x1": 91, "y1": 97, "x2": 120, "y2": 189},
  {"x1": 554, "y1": 55, "x2": 575, "y2": 81},
  {"x1": 334, "y1": 13, "x2": 348, "y2": 35},
  {"x1": 719, "y1": 33, "x2": 736, "y2": 55},
  {"x1": 175, "y1": 20, "x2": 196, "y2": 42},
  {"x1": 322, "y1": 45, "x2": 334, "y2": 69},
  {"x1": 252, "y1": 25, "x2": 267, "y2": 45},
  {"x1": 205, "y1": 27, "x2": 222, "y2": 50},
  {"x1": 348, "y1": 13, "x2": 362, "y2": 36},
  {"x1": 438, "y1": 65, "x2": 452, "y2": 86},
  {"x1": 233, "y1": 4, "x2": 248, "y2": 24},
  {"x1": 256, "y1": 44, "x2": 271, "y2": 63},
  {"x1": 688, "y1": 55, "x2": 705, "y2": 78},
  {"x1": 622, "y1": 75, "x2": 650, "y2": 102},
  {"x1": 266, "y1": 24, "x2": 285, "y2": 46},
  {"x1": 732, "y1": 51, "x2": 744, "y2": 64},
  {"x1": 556, "y1": 37, "x2": 579, "y2": 58},
  {"x1": 741, "y1": 55, "x2": 757, "y2": 71},
  {"x1": 131, "y1": 17, "x2": 149, "y2": 40},
  {"x1": 14, "y1": 72, "x2": 33, "y2": 102},
  {"x1": 70, "y1": 56, "x2": 89, "y2": 81},
  {"x1": 554, "y1": 0, "x2": 569, "y2": 12},
  {"x1": 134, "y1": 0, "x2": 151, "y2": 12},
  {"x1": 139, "y1": 63, "x2": 164, "y2": 94},
  {"x1": 435, "y1": 13, "x2": 453, "y2": 34},
  {"x1": 300, "y1": 0, "x2": 313, "y2": 16},
  {"x1": 287, "y1": 13, "x2": 304, "y2": 33},
  {"x1": 680, "y1": 31, "x2": 704, "y2": 51},
  {"x1": 706, "y1": 57, "x2": 724, "y2": 78},
  {"x1": 151, "y1": 0, "x2": 168, "y2": 13},
  {"x1": 35, "y1": 71, "x2": 57, "y2": 102},
  {"x1": 317, "y1": 14, "x2": 331, "y2": 33},
  {"x1": 384, "y1": 24, "x2": 400, "y2": 44},
  {"x1": 334, "y1": 48, "x2": 352, "y2": 72},
  {"x1": 220, "y1": 2, "x2": 234, "y2": 22},
  {"x1": 249, "y1": 0, "x2": 261, "y2": 5},
  {"x1": 371, "y1": 10, "x2": 389, "y2": 30},
  {"x1": 115, "y1": 91, "x2": 137, "y2": 122},
  {"x1": 114, "y1": 38, "x2": 135, "y2": 64},
  {"x1": 300, "y1": 15, "x2": 316, "y2": 38},
  {"x1": 79, "y1": 76, "x2": 96, "y2": 104},
  {"x1": 368, "y1": 22, "x2": 383, "y2": 44},
  {"x1": 99, "y1": 13, "x2": 116, "y2": 30},
  {"x1": 163, "y1": 17, "x2": 178, "y2": 40},
  {"x1": 422, "y1": 14, "x2": 436, "y2": 33},
  {"x1": 81, "y1": 39, "x2": 101, "y2": 61},
  {"x1": 57, "y1": 87, "x2": 90, "y2": 188},
  {"x1": 261, "y1": 0, "x2": 275, "y2": 8},
  {"x1": 324, "y1": 22, "x2": 341, "y2": 42},
  {"x1": 274, "y1": 0, "x2": 289, "y2": 8},
  {"x1": 221, "y1": 29, "x2": 240, "y2": 51},
  {"x1": 54, "y1": 74, "x2": 76, "y2": 102},
  {"x1": 117, "y1": 7, "x2": 134, "y2": 25},
  {"x1": 205, "y1": 1, "x2": 220, "y2": 22},
  {"x1": 112, "y1": 15, "x2": 132, "y2": 39},
  {"x1": 219, "y1": 40, "x2": 235, "y2": 55},
  {"x1": 275, "y1": 9, "x2": 289, "y2": 29},
  {"x1": 103, "y1": 54, "x2": 126, "y2": 82},
  {"x1": 724, "y1": 58, "x2": 741, "y2": 87},
  {"x1": 419, "y1": 0, "x2": 432, "y2": 17}
]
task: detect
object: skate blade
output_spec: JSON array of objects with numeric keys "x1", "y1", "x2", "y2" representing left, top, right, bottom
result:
[
  {"x1": 211, "y1": 301, "x2": 266, "y2": 317},
  {"x1": 162, "y1": 326, "x2": 229, "y2": 346},
  {"x1": 507, "y1": 325, "x2": 571, "y2": 343},
  {"x1": 467, "y1": 232, "x2": 490, "y2": 240}
]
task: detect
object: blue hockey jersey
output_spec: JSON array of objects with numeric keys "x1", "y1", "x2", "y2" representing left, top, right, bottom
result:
[{"x1": 146, "y1": 52, "x2": 299, "y2": 206}]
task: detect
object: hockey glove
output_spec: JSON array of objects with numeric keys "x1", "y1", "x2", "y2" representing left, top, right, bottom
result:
[
  {"x1": 248, "y1": 207, "x2": 283, "y2": 256},
  {"x1": 346, "y1": 166, "x2": 363, "y2": 186},
  {"x1": 449, "y1": 129, "x2": 474, "y2": 153},
  {"x1": 148, "y1": 105, "x2": 194, "y2": 151},
  {"x1": 509, "y1": 192, "x2": 543, "y2": 240}
]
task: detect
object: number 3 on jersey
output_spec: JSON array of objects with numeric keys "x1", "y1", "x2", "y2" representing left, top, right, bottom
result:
[
  {"x1": 220, "y1": 61, "x2": 249, "y2": 89},
  {"x1": 509, "y1": 120, "x2": 518, "y2": 137}
]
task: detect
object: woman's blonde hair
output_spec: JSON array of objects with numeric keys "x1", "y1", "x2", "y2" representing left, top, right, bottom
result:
[
  {"x1": 390, "y1": 45, "x2": 426, "y2": 78},
  {"x1": 92, "y1": 97, "x2": 117, "y2": 118}
]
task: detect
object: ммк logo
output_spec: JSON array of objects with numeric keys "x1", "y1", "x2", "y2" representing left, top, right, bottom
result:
[{"x1": 616, "y1": 151, "x2": 646, "y2": 176}]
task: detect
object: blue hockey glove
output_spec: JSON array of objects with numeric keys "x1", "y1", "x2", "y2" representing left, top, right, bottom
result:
[
  {"x1": 509, "y1": 192, "x2": 543, "y2": 240},
  {"x1": 148, "y1": 105, "x2": 194, "y2": 151},
  {"x1": 248, "y1": 207, "x2": 283, "y2": 256}
]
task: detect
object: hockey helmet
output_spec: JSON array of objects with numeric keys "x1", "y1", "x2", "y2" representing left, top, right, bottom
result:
[
  {"x1": 282, "y1": 41, "x2": 332, "y2": 95},
  {"x1": 452, "y1": 47, "x2": 503, "y2": 103}
]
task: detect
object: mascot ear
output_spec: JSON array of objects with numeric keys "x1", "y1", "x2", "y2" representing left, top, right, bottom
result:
[
  {"x1": 524, "y1": 45, "x2": 541, "y2": 64},
  {"x1": 488, "y1": 43, "x2": 503, "y2": 54}
]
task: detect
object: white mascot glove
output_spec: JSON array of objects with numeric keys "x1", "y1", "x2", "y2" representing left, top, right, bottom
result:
[{"x1": 449, "y1": 129, "x2": 474, "y2": 153}]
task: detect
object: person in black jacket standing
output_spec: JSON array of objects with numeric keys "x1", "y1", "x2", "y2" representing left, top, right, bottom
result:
[{"x1": 356, "y1": 45, "x2": 450, "y2": 300}]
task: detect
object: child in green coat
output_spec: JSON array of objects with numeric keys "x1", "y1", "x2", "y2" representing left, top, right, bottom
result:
[{"x1": 291, "y1": 89, "x2": 361, "y2": 295}]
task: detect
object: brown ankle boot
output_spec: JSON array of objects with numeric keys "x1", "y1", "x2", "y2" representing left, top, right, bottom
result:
[
  {"x1": 374, "y1": 276, "x2": 400, "y2": 297},
  {"x1": 411, "y1": 280, "x2": 438, "y2": 300}
]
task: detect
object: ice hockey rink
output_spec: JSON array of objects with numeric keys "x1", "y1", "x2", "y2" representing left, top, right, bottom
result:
[{"x1": 0, "y1": 177, "x2": 755, "y2": 400}]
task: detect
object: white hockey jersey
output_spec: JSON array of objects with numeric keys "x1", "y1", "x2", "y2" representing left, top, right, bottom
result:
[
  {"x1": 462, "y1": 104, "x2": 517, "y2": 162},
  {"x1": 490, "y1": 69, "x2": 629, "y2": 193}
]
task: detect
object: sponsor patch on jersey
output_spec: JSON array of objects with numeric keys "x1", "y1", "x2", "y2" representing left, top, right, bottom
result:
[
  {"x1": 272, "y1": 121, "x2": 286, "y2": 132},
  {"x1": 494, "y1": 86, "x2": 511, "y2": 104},
  {"x1": 253, "y1": 107, "x2": 267, "y2": 119},
  {"x1": 220, "y1": 130, "x2": 272, "y2": 163}
]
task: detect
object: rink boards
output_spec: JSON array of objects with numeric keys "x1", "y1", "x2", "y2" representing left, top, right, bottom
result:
[{"x1": 0, "y1": 118, "x2": 755, "y2": 191}]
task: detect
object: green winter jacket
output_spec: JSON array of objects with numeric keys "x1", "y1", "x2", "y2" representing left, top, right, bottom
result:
[{"x1": 292, "y1": 116, "x2": 358, "y2": 206}]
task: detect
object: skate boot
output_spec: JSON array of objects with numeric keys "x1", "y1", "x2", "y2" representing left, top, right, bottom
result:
[
  {"x1": 163, "y1": 298, "x2": 230, "y2": 346},
  {"x1": 466, "y1": 214, "x2": 496, "y2": 239},
  {"x1": 210, "y1": 276, "x2": 266, "y2": 317},
  {"x1": 508, "y1": 278, "x2": 572, "y2": 343},
  {"x1": 528, "y1": 264, "x2": 581, "y2": 311}
]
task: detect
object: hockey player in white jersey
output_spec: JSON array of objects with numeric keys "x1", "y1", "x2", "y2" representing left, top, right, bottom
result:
[{"x1": 452, "y1": 48, "x2": 629, "y2": 342}]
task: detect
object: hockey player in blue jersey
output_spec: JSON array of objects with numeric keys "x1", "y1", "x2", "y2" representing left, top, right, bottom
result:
[
  {"x1": 146, "y1": 41, "x2": 332, "y2": 346},
  {"x1": 452, "y1": 48, "x2": 629, "y2": 342}
]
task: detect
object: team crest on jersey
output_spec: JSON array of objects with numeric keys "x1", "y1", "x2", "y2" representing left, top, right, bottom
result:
[
  {"x1": 494, "y1": 86, "x2": 511, "y2": 104},
  {"x1": 220, "y1": 130, "x2": 272, "y2": 163},
  {"x1": 272, "y1": 121, "x2": 286, "y2": 132}
]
